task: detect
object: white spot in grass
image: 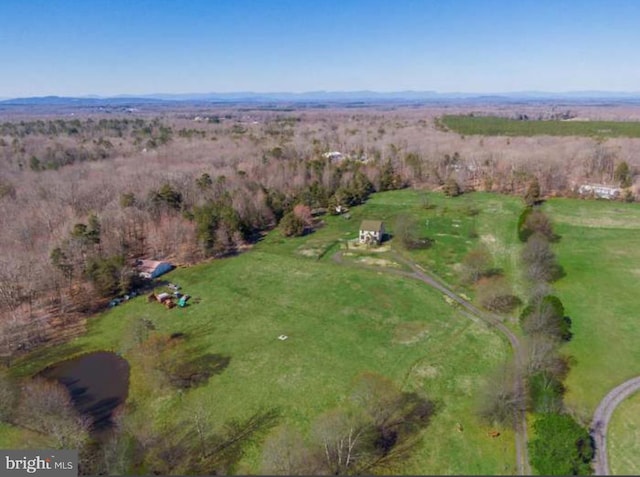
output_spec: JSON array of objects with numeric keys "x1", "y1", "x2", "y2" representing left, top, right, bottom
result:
[{"x1": 415, "y1": 364, "x2": 439, "y2": 378}]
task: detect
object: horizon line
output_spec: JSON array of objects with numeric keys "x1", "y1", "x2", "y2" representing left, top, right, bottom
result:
[{"x1": 4, "y1": 89, "x2": 640, "y2": 102}]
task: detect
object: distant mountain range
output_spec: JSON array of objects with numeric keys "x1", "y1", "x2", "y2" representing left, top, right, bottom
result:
[{"x1": 3, "y1": 90, "x2": 640, "y2": 106}]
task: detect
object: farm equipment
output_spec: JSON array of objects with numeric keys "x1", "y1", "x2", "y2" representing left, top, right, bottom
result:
[
  {"x1": 147, "y1": 292, "x2": 176, "y2": 309},
  {"x1": 178, "y1": 295, "x2": 191, "y2": 307},
  {"x1": 147, "y1": 289, "x2": 191, "y2": 309},
  {"x1": 156, "y1": 292, "x2": 171, "y2": 303}
]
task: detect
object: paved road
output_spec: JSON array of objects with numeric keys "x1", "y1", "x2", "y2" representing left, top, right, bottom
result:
[
  {"x1": 332, "y1": 251, "x2": 531, "y2": 475},
  {"x1": 591, "y1": 376, "x2": 640, "y2": 475}
]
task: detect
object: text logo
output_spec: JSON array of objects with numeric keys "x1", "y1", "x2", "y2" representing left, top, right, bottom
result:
[{"x1": 1, "y1": 450, "x2": 77, "y2": 477}]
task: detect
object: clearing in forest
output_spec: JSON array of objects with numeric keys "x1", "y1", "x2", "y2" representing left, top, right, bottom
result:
[{"x1": 7, "y1": 190, "x2": 518, "y2": 474}]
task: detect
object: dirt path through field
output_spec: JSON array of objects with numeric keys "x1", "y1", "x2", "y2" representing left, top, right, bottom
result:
[{"x1": 332, "y1": 250, "x2": 531, "y2": 475}]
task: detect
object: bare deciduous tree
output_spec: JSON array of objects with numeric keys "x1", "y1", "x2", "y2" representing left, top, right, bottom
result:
[
  {"x1": 521, "y1": 233, "x2": 562, "y2": 283},
  {"x1": 261, "y1": 425, "x2": 317, "y2": 475},
  {"x1": 311, "y1": 409, "x2": 367, "y2": 475},
  {"x1": 525, "y1": 335, "x2": 569, "y2": 379},
  {"x1": 0, "y1": 366, "x2": 16, "y2": 422},
  {"x1": 460, "y1": 246, "x2": 493, "y2": 284},
  {"x1": 521, "y1": 295, "x2": 571, "y2": 341},
  {"x1": 476, "y1": 276, "x2": 521, "y2": 313},
  {"x1": 478, "y1": 363, "x2": 527, "y2": 426},
  {"x1": 17, "y1": 378, "x2": 91, "y2": 449}
]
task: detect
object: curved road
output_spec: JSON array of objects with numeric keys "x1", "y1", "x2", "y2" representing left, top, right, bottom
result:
[
  {"x1": 591, "y1": 376, "x2": 640, "y2": 475},
  {"x1": 333, "y1": 251, "x2": 531, "y2": 475}
]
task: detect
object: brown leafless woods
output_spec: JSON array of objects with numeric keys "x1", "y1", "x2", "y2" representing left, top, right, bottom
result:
[{"x1": 1, "y1": 104, "x2": 639, "y2": 358}]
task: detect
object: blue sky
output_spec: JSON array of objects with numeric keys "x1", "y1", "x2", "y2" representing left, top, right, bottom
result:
[{"x1": 1, "y1": 0, "x2": 639, "y2": 96}]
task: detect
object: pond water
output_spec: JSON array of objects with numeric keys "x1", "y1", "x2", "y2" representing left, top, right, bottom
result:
[{"x1": 40, "y1": 351, "x2": 130, "y2": 432}]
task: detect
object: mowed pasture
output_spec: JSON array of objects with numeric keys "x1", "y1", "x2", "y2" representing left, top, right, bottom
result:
[
  {"x1": 310, "y1": 189, "x2": 522, "y2": 292},
  {"x1": 8, "y1": 190, "x2": 518, "y2": 475},
  {"x1": 440, "y1": 114, "x2": 640, "y2": 138},
  {"x1": 608, "y1": 392, "x2": 640, "y2": 475},
  {"x1": 544, "y1": 198, "x2": 640, "y2": 471},
  {"x1": 340, "y1": 192, "x2": 640, "y2": 473}
]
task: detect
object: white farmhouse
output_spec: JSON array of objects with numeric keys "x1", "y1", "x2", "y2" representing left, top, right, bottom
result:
[{"x1": 359, "y1": 220, "x2": 385, "y2": 245}]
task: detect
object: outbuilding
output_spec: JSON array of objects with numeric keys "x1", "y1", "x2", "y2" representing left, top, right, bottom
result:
[
  {"x1": 137, "y1": 260, "x2": 173, "y2": 279},
  {"x1": 578, "y1": 184, "x2": 621, "y2": 200}
]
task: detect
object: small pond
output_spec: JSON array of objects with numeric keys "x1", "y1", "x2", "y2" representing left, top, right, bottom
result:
[{"x1": 40, "y1": 351, "x2": 130, "y2": 432}]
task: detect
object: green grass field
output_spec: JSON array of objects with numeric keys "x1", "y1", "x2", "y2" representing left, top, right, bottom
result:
[
  {"x1": 9, "y1": 190, "x2": 639, "y2": 474},
  {"x1": 608, "y1": 391, "x2": 640, "y2": 475},
  {"x1": 545, "y1": 199, "x2": 640, "y2": 414},
  {"x1": 350, "y1": 193, "x2": 640, "y2": 473},
  {"x1": 315, "y1": 190, "x2": 522, "y2": 292},
  {"x1": 440, "y1": 115, "x2": 640, "y2": 138},
  {"x1": 7, "y1": 190, "x2": 519, "y2": 474},
  {"x1": 0, "y1": 423, "x2": 54, "y2": 449},
  {"x1": 543, "y1": 199, "x2": 640, "y2": 472}
]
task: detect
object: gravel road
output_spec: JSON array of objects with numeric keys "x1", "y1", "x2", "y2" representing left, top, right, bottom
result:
[{"x1": 591, "y1": 376, "x2": 640, "y2": 475}]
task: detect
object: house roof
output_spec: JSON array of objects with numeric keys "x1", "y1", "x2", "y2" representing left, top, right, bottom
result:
[
  {"x1": 360, "y1": 220, "x2": 383, "y2": 232},
  {"x1": 137, "y1": 260, "x2": 170, "y2": 273}
]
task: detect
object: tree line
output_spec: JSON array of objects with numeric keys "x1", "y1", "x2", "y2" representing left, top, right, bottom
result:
[
  {"x1": 518, "y1": 199, "x2": 593, "y2": 475},
  {"x1": 475, "y1": 184, "x2": 593, "y2": 475},
  {"x1": 456, "y1": 180, "x2": 592, "y2": 474}
]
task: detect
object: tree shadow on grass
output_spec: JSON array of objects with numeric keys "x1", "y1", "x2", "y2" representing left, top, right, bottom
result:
[
  {"x1": 147, "y1": 406, "x2": 281, "y2": 475},
  {"x1": 562, "y1": 316, "x2": 573, "y2": 342},
  {"x1": 484, "y1": 267, "x2": 505, "y2": 278},
  {"x1": 165, "y1": 338, "x2": 232, "y2": 390},
  {"x1": 550, "y1": 233, "x2": 563, "y2": 243},
  {"x1": 550, "y1": 264, "x2": 567, "y2": 282}
]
